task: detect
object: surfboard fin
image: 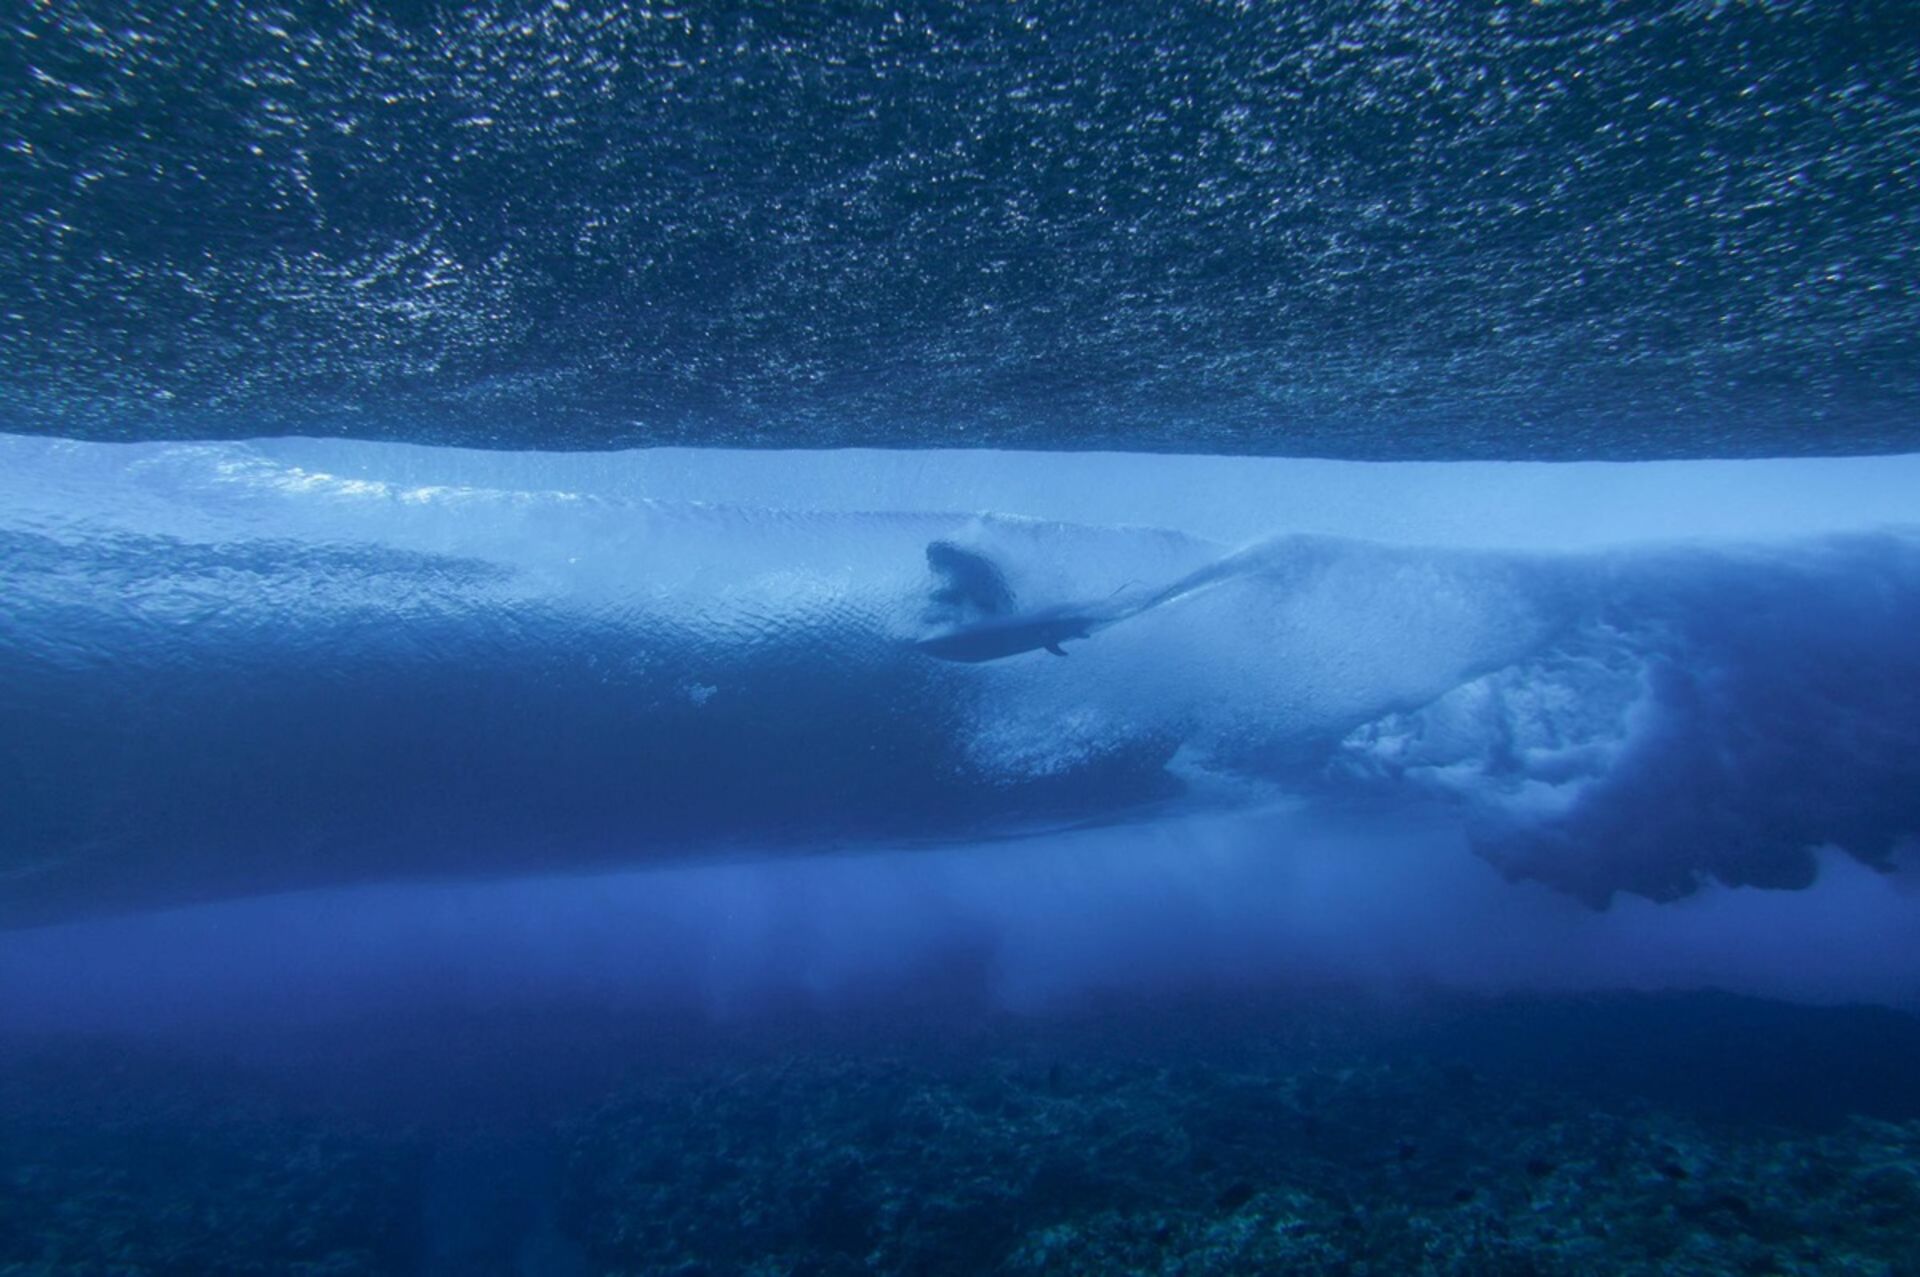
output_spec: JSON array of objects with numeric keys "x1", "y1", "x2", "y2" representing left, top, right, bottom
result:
[{"x1": 1045, "y1": 642, "x2": 1067, "y2": 657}]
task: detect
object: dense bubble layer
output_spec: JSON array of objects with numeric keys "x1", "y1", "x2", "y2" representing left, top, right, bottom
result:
[
  {"x1": 3, "y1": 1, "x2": 1916, "y2": 456},
  {"x1": 3, "y1": 436, "x2": 1917, "y2": 926}
]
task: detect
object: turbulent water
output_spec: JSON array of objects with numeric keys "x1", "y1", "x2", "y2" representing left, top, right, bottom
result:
[
  {"x1": 5, "y1": 4, "x2": 1920, "y2": 1276},
  {"x1": 6, "y1": 436, "x2": 1918, "y2": 928}
]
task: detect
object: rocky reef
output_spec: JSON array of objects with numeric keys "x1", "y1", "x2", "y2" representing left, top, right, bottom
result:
[
  {"x1": 559, "y1": 1047, "x2": 1920, "y2": 1277},
  {"x1": 3, "y1": 994, "x2": 1919, "y2": 1276},
  {"x1": 0, "y1": 1045, "x2": 424, "y2": 1276}
]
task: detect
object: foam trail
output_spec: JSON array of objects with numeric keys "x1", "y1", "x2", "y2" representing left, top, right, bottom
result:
[{"x1": 918, "y1": 534, "x2": 1505, "y2": 661}]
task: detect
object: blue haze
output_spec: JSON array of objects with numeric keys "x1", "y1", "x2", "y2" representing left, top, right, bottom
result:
[{"x1": 3, "y1": 5, "x2": 1920, "y2": 1271}]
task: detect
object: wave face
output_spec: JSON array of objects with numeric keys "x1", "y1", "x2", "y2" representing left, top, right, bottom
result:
[
  {"x1": 3, "y1": 2, "x2": 1917, "y2": 456},
  {"x1": 3, "y1": 437, "x2": 1917, "y2": 926}
]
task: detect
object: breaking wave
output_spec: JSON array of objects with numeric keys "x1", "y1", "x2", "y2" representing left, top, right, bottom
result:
[{"x1": 2, "y1": 437, "x2": 1916, "y2": 925}]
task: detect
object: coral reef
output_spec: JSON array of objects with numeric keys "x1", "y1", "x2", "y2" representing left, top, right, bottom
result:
[
  {"x1": 561, "y1": 1049, "x2": 1920, "y2": 1276},
  {"x1": 4, "y1": 996, "x2": 1919, "y2": 1275},
  {"x1": 0, "y1": 1047, "x2": 424, "y2": 1277}
]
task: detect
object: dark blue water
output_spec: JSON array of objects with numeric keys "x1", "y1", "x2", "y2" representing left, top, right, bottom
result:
[
  {"x1": 4, "y1": 4, "x2": 1920, "y2": 1275},
  {"x1": 3, "y1": 0, "x2": 1916, "y2": 455}
]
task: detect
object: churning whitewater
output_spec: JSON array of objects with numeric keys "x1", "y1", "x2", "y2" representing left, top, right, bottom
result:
[{"x1": 3, "y1": 436, "x2": 1916, "y2": 926}]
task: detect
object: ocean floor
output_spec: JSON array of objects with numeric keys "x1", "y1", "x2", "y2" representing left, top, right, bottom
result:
[{"x1": 3, "y1": 991, "x2": 1919, "y2": 1276}]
